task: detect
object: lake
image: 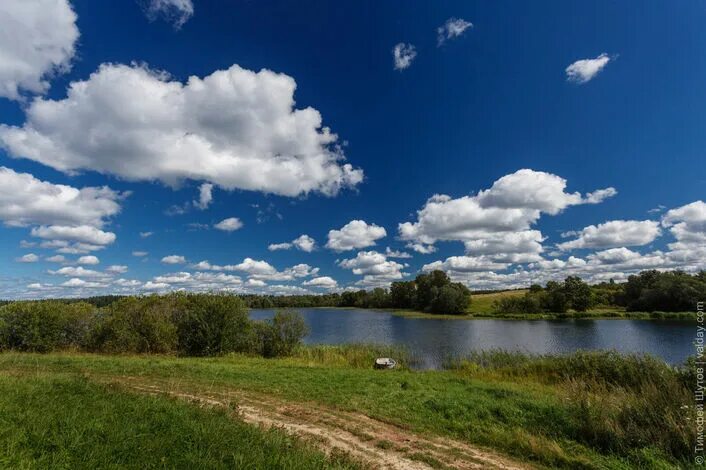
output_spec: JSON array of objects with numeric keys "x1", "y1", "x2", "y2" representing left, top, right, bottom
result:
[{"x1": 251, "y1": 308, "x2": 695, "y2": 369}]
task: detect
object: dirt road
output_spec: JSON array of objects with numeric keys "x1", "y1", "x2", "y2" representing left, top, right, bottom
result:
[{"x1": 115, "y1": 377, "x2": 530, "y2": 470}]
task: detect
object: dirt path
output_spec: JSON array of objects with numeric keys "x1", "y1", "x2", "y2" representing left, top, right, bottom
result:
[{"x1": 113, "y1": 377, "x2": 530, "y2": 470}]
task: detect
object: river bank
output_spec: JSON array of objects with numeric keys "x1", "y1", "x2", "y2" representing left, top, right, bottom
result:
[{"x1": 0, "y1": 347, "x2": 693, "y2": 469}]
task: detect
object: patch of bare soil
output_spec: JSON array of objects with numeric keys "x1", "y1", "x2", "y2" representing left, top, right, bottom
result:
[{"x1": 114, "y1": 377, "x2": 530, "y2": 470}]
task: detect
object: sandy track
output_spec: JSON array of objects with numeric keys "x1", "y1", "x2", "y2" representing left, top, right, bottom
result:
[{"x1": 115, "y1": 377, "x2": 529, "y2": 470}]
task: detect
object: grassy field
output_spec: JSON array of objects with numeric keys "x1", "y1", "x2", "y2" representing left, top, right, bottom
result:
[
  {"x1": 0, "y1": 372, "x2": 360, "y2": 469},
  {"x1": 0, "y1": 347, "x2": 694, "y2": 469}
]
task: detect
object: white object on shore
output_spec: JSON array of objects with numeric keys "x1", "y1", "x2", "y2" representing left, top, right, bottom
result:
[{"x1": 374, "y1": 357, "x2": 397, "y2": 369}]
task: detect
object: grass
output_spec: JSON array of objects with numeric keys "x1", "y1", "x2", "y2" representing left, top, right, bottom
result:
[
  {"x1": 0, "y1": 372, "x2": 361, "y2": 469},
  {"x1": 0, "y1": 347, "x2": 695, "y2": 469}
]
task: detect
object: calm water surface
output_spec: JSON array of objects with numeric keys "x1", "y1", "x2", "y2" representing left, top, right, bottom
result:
[{"x1": 251, "y1": 308, "x2": 694, "y2": 369}]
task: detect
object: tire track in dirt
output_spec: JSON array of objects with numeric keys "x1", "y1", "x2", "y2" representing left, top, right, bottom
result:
[{"x1": 115, "y1": 377, "x2": 530, "y2": 470}]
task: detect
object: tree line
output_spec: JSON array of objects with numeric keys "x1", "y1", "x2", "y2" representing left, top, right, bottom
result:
[
  {"x1": 493, "y1": 270, "x2": 706, "y2": 314},
  {"x1": 244, "y1": 270, "x2": 471, "y2": 314}
]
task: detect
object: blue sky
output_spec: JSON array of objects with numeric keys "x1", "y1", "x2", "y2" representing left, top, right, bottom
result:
[{"x1": 0, "y1": 0, "x2": 704, "y2": 298}]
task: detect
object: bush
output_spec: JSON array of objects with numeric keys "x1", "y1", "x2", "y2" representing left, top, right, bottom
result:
[
  {"x1": 255, "y1": 310, "x2": 308, "y2": 358},
  {"x1": 89, "y1": 296, "x2": 178, "y2": 354},
  {"x1": 0, "y1": 301, "x2": 94, "y2": 352},
  {"x1": 172, "y1": 293, "x2": 252, "y2": 356}
]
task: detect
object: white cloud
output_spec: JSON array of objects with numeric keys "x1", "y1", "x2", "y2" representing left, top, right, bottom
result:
[
  {"x1": 16, "y1": 253, "x2": 39, "y2": 263},
  {"x1": 50, "y1": 266, "x2": 110, "y2": 279},
  {"x1": 399, "y1": 169, "x2": 614, "y2": 257},
  {"x1": 132, "y1": 251, "x2": 148, "y2": 257},
  {"x1": 0, "y1": 167, "x2": 123, "y2": 229},
  {"x1": 61, "y1": 278, "x2": 103, "y2": 289},
  {"x1": 406, "y1": 243, "x2": 437, "y2": 254},
  {"x1": 106, "y1": 265, "x2": 128, "y2": 274},
  {"x1": 143, "y1": 0, "x2": 194, "y2": 29},
  {"x1": 423, "y1": 256, "x2": 509, "y2": 274},
  {"x1": 268, "y1": 242, "x2": 292, "y2": 251},
  {"x1": 437, "y1": 18, "x2": 472, "y2": 46},
  {"x1": 0, "y1": 63, "x2": 363, "y2": 197},
  {"x1": 385, "y1": 247, "x2": 412, "y2": 259},
  {"x1": 269, "y1": 234, "x2": 316, "y2": 252},
  {"x1": 161, "y1": 255, "x2": 186, "y2": 264},
  {"x1": 393, "y1": 43, "x2": 417, "y2": 70},
  {"x1": 566, "y1": 53, "x2": 613, "y2": 84},
  {"x1": 195, "y1": 183, "x2": 213, "y2": 209},
  {"x1": 77, "y1": 255, "x2": 99, "y2": 265},
  {"x1": 245, "y1": 279, "x2": 267, "y2": 288},
  {"x1": 232, "y1": 258, "x2": 276, "y2": 276},
  {"x1": 557, "y1": 220, "x2": 661, "y2": 251},
  {"x1": 326, "y1": 220, "x2": 386, "y2": 252},
  {"x1": 140, "y1": 231, "x2": 153, "y2": 238},
  {"x1": 46, "y1": 255, "x2": 65, "y2": 263},
  {"x1": 30, "y1": 225, "x2": 116, "y2": 246},
  {"x1": 292, "y1": 234, "x2": 316, "y2": 252},
  {"x1": 214, "y1": 217, "x2": 243, "y2": 232},
  {"x1": 303, "y1": 276, "x2": 338, "y2": 289},
  {"x1": 338, "y1": 251, "x2": 405, "y2": 287},
  {"x1": 0, "y1": 0, "x2": 79, "y2": 100},
  {"x1": 662, "y1": 201, "x2": 706, "y2": 245}
]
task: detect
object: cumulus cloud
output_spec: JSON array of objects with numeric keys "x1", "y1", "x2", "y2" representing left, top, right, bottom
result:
[
  {"x1": 46, "y1": 255, "x2": 66, "y2": 263},
  {"x1": 0, "y1": 167, "x2": 123, "y2": 229},
  {"x1": 195, "y1": 183, "x2": 213, "y2": 209},
  {"x1": 161, "y1": 255, "x2": 186, "y2": 264},
  {"x1": 143, "y1": 0, "x2": 193, "y2": 29},
  {"x1": 338, "y1": 251, "x2": 405, "y2": 287},
  {"x1": 422, "y1": 255, "x2": 509, "y2": 273},
  {"x1": 385, "y1": 247, "x2": 412, "y2": 259},
  {"x1": 106, "y1": 265, "x2": 128, "y2": 274},
  {"x1": 0, "y1": 63, "x2": 363, "y2": 197},
  {"x1": 399, "y1": 169, "x2": 614, "y2": 259},
  {"x1": 268, "y1": 234, "x2": 316, "y2": 252},
  {"x1": 139, "y1": 231, "x2": 153, "y2": 238},
  {"x1": 566, "y1": 53, "x2": 613, "y2": 84},
  {"x1": 393, "y1": 43, "x2": 417, "y2": 70},
  {"x1": 0, "y1": 0, "x2": 79, "y2": 100},
  {"x1": 50, "y1": 266, "x2": 111, "y2": 280},
  {"x1": 326, "y1": 220, "x2": 386, "y2": 252},
  {"x1": 302, "y1": 276, "x2": 338, "y2": 289},
  {"x1": 214, "y1": 217, "x2": 243, "y2": 232},
  {"x1": 16, "y1": 253, "x2": 39, "y2": 263},
  {"x1": 557, "y1": 220, "x2": 661, "y2": 251},
  {"x1": 132, "y1": 251, "x2": 148, "y2": 257},
  {"x1": 31, "y1": 225, "x2": 116, "y2": 246},
  {"x1": 437, "y1": 18, "x2": 472, "y2": 46},
  {"x1": 77, "y1": 255, "x2": 99, "y2": 265}
]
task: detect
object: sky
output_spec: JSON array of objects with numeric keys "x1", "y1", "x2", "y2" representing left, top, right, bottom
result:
[{"x1": 0, "y1": 0, "x2": 704, "y2": 299}]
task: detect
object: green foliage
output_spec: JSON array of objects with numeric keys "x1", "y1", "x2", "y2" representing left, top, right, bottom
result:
[
  {"x1": 243, "y1": 270, "x2": 471, "y2": 315},
  {"x1": 90, "y1": 296, "x2": 178, "y2": 354},
  {"x1": 255, "y1": 310, "x2": 309, "y2": 358},
  {"x1": 0, "y1": 301, "x2": 94, "y2": 352},
  {"x1": 621, "y1": 270, "x2": 706, "y2": 312},
  {"x1": 492, "y1": 276, "x2": 595, "y2": 314},
  {"x1": 0, "y1": 294, "x2": 307, "y2": 358},
  {"x1": 445, "y1": 350, "x2": 694, "y2": 464},
  {"x1": 172, "y1": 293, "x2": 252, "y2": 356}
]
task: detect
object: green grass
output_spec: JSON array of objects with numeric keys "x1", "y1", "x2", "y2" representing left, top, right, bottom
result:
[
  {"x1": 0, "y1": 373, "x2": 361, "y2": 469},
  {"x1": 0, "y1": 348, "x2": 694, "y2": 469}
]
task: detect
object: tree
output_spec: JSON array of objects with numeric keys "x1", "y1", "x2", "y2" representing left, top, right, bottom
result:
[
  {"x1": 563, "y1": 276, "x2": 593, "y2": 312},
  {"x1": 390, "y1": 281, "x2": 416, "y2": 308}
]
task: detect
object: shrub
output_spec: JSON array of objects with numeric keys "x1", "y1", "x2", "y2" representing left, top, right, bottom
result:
[
  {"x1": 255, "y1": 310, "x2": 308, "y2": 358},
  {"x1": 0, "y1": 301, "x2": 94, "y2": 352},
  {"x1": 172, "y1": 293, "x2": 252, "y2": 356},
  {"x1": 89, "y1": 296, "x2": 178, "y2": 354}
]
